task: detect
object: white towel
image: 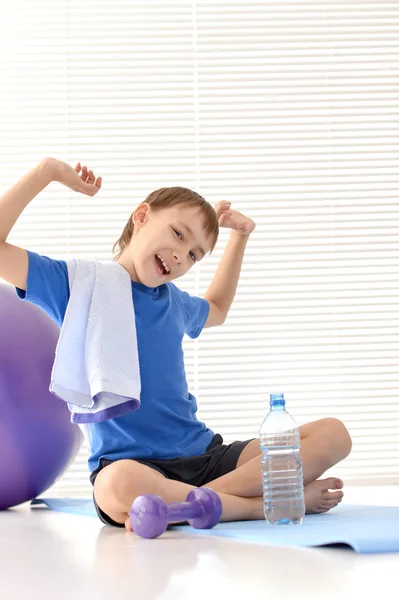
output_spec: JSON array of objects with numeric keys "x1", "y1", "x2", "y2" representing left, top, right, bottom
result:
[{"x1": 50, "y1": 259, "x2": 141, "y2": 424}]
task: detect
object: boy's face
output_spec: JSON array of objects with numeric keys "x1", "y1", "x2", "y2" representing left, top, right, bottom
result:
[{"x1": 118, "y1": 204, "x2": 214, "y2": 286}]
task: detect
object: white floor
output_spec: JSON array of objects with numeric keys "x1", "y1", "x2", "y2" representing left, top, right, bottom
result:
[{"x1": 1, "y1": 487, "x2": 398, "y2": 600}]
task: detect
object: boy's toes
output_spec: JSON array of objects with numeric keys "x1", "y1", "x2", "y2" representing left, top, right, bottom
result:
[
  {"x1": 304, "y1": 477, "x2": 345, "y2": 515},
  {"x1": 322, "y1": 488, "x2": 344, "y2": 502},
  {"x1": 124, "y1": 515, "x2": 133, "y2": 531},
  {"x1": 325, "y1": 477, "x2": 344, "y2": 490},
  {"x1": 322, "y1": 495, "x2": 341, "y2": 507}
]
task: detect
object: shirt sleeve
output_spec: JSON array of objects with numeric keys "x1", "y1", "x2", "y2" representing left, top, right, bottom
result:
[
  {"x1": 15, "y1": 250, "x2": 70, "y2": 328},
  {"x1": 170, "y1": 284, "x2": 210, "y2": 339}
]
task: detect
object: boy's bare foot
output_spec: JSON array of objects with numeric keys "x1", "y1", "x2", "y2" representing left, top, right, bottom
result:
[
  {"x1": 125, "y1": 514, "x2": 133, "y2": 531},
  {"x1": 304, "y1": 477, "x2": 344, "y2": 514}
]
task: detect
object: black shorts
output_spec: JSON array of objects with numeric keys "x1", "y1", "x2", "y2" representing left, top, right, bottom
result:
[{"x1": 90, "y1": 433, "x2": 254, "y2": 528}]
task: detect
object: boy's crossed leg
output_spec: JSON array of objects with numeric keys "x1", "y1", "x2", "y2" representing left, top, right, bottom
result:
[
  {"x1": 94, "y1": 459, "x2": 264, "y2": 531},
  {"x1": 206, "y1": 417, "x2": 352, "y2": 514},
  {"x1": 94, "y1": 417, "x2": 352, "y2": 530}
]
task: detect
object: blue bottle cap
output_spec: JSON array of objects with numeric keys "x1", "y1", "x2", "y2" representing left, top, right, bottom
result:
[{"x1": 270, "y1": 392, "x2": 285, "y2": 408}]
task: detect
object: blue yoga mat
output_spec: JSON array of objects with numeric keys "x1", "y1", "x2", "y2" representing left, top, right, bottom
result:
[{"x1": 31, "y1": 498, "x2": 399, "y2": 554}]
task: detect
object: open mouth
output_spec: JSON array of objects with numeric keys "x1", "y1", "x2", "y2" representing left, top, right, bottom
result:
[{"x1": 154, "y1": 254, "x2": 170, "y2": 277}]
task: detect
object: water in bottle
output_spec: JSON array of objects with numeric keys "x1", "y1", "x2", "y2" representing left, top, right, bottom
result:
[{"x1": 259, "y1": 393, "x2": 305, "y2": 525}]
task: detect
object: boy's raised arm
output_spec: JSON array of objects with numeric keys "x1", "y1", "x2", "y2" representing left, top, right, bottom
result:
[
  {"x1": 204, "y1": 202, "x2": 255, "y2": 328},
  {"x1": 0, "y1": 158, "x2": 101, "y2": 290}
]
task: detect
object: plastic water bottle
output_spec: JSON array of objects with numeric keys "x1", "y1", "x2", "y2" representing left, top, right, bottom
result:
[{"x1": 259, "y1": 393, "x2": 305, "y2": 525}]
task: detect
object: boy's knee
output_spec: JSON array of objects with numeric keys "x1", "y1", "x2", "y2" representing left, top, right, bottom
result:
[
  {"x1": 94, "y1": 461, "x2": 142, "y2": 512},
  {"x1": 324, "y1": 417, "x2": 352, "y2": 458},
  {"x1": 93, "y1": 467, "x2": 132, "y2": 524}
]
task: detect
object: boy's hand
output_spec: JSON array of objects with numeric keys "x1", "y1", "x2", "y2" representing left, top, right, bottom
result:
[
  {"x1": 215, "y1": 200, "x2": 256, "y2": 236},
  {"x1": 46, "y1": 159, "x2": 102, "y2": 196}
]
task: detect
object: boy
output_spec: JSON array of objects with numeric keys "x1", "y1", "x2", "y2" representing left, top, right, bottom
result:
[{"x1": 0, "y1": 158, "x2": 352, "y2": 529}]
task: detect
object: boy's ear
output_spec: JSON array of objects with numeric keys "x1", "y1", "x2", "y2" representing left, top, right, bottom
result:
[{"x1": 133, "y1": 203, "x2": 150, "y2": 227}]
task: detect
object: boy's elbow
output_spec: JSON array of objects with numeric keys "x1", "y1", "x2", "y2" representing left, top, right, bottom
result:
[
  {"x1": 217, "y1": 310, "x2": 227, "y2": 326},
  {"x1": 204, "y1": 301, "x2": 227, "y2": 328}
]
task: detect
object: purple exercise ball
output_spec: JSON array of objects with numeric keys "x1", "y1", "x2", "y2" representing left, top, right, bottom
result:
[{"x1": 0, "y1": 282, "x2": 83, "y2": 510}]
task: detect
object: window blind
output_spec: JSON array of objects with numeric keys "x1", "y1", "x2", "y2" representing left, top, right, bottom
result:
[{"x1": 0, "y1": 0, "x2": 398, "y2": 495}]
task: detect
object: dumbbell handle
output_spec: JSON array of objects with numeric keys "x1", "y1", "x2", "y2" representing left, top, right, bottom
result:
[{"x1": 166, "y1": 499, "x2": 204, "y2": 523}]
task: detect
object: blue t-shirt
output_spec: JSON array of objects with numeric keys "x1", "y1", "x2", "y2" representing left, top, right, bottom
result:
[{"x1": 16, "y1": 251, "x2": 214, "y2": 472}]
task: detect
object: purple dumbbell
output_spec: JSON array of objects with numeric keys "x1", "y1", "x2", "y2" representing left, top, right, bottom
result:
[{"x1": 129, "y1": 487, "x2": 222, "y2": 539}]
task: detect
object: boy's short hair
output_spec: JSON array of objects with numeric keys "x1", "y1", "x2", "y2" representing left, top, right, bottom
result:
[{"x1": 113, "y1": 187, "x2": 219, "y2": 260}]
